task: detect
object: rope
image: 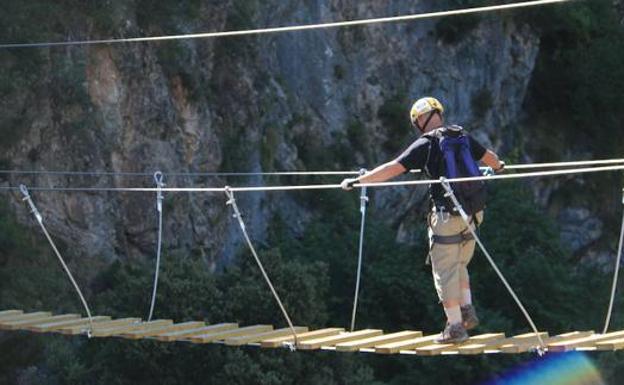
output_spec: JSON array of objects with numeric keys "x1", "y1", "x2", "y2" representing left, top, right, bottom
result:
[
  {"x1": 0, "y1": 163, "x2": 622, "y2": 193},
  {"x1": 502, "y1": 158, "x2": 624, "y2": 170},
  {"x1": 0, "y1": 0, "x2": 571, "y2": 49},
  {"x1": 147, "y1": 171, "x2": 165, "y2": 322},
  {"x1": 439, "y1": 178, "x2": 546, "y2": 354},
  {"x1": 603, "y1": 188, "x2": 624, "y2": 334},
  {"x1": 1, "y1": 158, "x2": 623, "y2": 178},
  {"x1": 350, "y1": 169, "x2": 369, "y2": 332},
  {"x1": 18, "y1": 184, "x2": 95, "y2": 336},
  {"x1": 224, "y1": 187, "x2": 299, "y2": 349},
  {"x1": 0, "y1": 170, "x2": 361, "y2": 177}
]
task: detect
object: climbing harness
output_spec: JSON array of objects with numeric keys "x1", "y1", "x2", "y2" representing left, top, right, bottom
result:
[
  {"x1": 350, "y1": 169, "x2": 369, "y2": 332},
  {"x1": 439, "y1": 178, "x2": 546, "y2": 355},
  {"x1": 603, "y1": 187, "x2": 624, "y2": 334},
  {"x1": 431, "y1": 232, "x2": 474, "y2": 245},
  {"x1": 224, "y1": 187, "x2": 299, "y2": 349},
  {"x1": 18, "y1": 185, "x2": 94, "y2": 336},
  {"x1": 147, "y1": 171, "x2": 165, "y2": 322}
]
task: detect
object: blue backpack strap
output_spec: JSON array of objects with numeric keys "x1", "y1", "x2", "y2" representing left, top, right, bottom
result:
[
  {"x1": 438, "y1": 127, "x2": 480, "y2": 178},
  {"x1": 458, "y1": 136, "x2": 481, "y2": 177}
]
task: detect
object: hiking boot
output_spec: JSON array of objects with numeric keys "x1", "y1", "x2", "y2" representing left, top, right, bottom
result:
[
  {"x1": 435, "y1": 322, "x2": 468, "y2": 344},
  {"x1": 461, "y1": 305, "x2": 479, "y2": 330}
]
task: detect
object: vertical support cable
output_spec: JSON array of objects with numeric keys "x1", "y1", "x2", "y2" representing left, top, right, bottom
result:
[
  {"x1": 224, "y1": 187, "x2": 299, "y2": 348},
  {"x1": 603, "y1": 188, "x2": 624, "y2": 334},
  {"x1": 147, "y1": 171, "x2": 165, "y2": 322},
  {"x1": 350, "y1": 169, "x2": 368, "y2": 332},
  {"x1": 439, "y1": 178, "x2": 546, "y2": 354},
  {"x1": 19, "y1": 184, "x2": 94, "y2": 336}
]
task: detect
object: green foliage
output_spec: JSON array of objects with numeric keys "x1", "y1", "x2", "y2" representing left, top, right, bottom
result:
[
  {"x1": 378, "y1": 94, "x2": 412, "y2": 154},
  {"x1": 434, "y1": 0, "x2": 491, "y2": 44},
  {"x1": 260, "y1": 125, "x2": 281, "y2": 171},
  {"x1": 333, "y1": 65, "x2": 346, "y2": 80},
  {"x1": 135, "y1": 0, "x2": 202, "y2": 33},
  {"x1": 1, "y1": 180, "x2": 622, "y2": 383},
  {"x1": 471, "y1": 88, "x2": 493, "y2": 119},
  {"x1": 525, "y1": 0, "x2": 624, "y2": 157}
]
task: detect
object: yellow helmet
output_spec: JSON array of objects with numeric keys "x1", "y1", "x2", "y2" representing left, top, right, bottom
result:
[{"x1": 410, "y1": 97, "x2": 444, "y2": 127}]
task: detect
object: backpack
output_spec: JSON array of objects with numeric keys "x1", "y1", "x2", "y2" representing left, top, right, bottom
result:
[{"x1": 426, "y1": 125, "x2": 486, "y2": 216}]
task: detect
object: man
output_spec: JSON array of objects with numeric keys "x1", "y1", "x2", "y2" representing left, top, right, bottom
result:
[{"x1": 340, "y1": 97, "x2": 504, "y2": 343}]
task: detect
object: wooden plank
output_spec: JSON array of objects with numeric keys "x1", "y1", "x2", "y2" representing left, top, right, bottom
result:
[
  {"x1": 297, "y1": 329, "x2": 383, "y2": 351},
  {"x1": 415, "y1": 333, "x2": 506, "y2": 356},
  {"x1": 0, "y1": 310, "x2": 23, "y2": 319},
  {"x1": 0, "y1": 312, "x2": 52, "y2": 324},
  {"x1": 190, "y1": 325, "x2": 274, "y2": 344},
  {"x1": 92, "y1": 320, "x2": 172, "y2": 338},
  {"x1": 336, "y1": 331, "x2": 423, "y2": 352},
  {"x1": 29, "y1": 316, "x2": 112, "y2": 333},
  {"x1": 500, "y1": 331, "x2": 594, "y2": 353},
  {"x1": 59, "y1": 318, "x2": 141, "y2": 335},
  {"x1": 549, "y1": 330, "x2": 624, "y2": 352},
  {"x1": 0, "y1": 314, "x2": 80, "y2": 330},
  {"x1": 261, "y1": 328, "x2": 345, "y2": 348},
  {"x1": 155, "y1": 323, "x2": 238, "y2": 342},
  {"x1": 121, "y1": 321, "x2": 206, "y2": 339},
  {"x1": 495, "y1": 332, "x2": 549, "y2": 353},
  {"x1": 456, "y1": 334, "x2": 522, "y2": 355},
  {"x1": 595, "y1": 337, "x2": 624, "y2": 351},
  {"x1": 225, "y1": 327, "x2": 309, "y2": 346},
  {"x1": 376, "y1": 335, "x2": 440, "y2": 354},
  {"x1": 454, "y1": 332, "x2": 548, "y2": 355}
]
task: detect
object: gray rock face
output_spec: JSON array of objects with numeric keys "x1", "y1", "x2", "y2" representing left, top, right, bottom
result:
[
  {"x1": 0, "y1": 1, "x2": 541, "y2": 269},
  {"x1": 558, "y1": 208, "x2": 604, "y2": 253}
]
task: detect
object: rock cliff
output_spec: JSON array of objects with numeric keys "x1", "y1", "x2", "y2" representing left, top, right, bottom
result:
[{"x1": 0, "y1": 1, "x2": 546, "y2": 270}]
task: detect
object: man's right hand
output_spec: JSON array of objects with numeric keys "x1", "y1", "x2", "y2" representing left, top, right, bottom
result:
[{"x1": 341, "y1": 178, "x2": 358, "y2": 191}]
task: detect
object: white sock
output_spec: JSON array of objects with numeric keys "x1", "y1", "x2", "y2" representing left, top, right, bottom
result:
[
  {"x1": 462, "y1": 289, "x2": 472, "y2": 306},
  {"x1": 444, "y1": 306, "x2": 462, "y2": 325}
]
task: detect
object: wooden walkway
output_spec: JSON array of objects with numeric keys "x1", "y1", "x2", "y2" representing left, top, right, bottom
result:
[{"x1": 2, "y1": 309, "x2": 624, "y2": 355}]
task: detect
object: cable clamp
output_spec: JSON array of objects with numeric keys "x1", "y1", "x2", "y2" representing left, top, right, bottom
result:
[
  {"x1": 19, "y1": 184, "x2": 43, "y2": 224},
  {"x1": 224, "y1": 186, "x2": 242, "y2": 223},
  {"x1": 154, "y1": 171, "x2": 165, "y2": 213},
  {"x1": 283, "y1": 341, "x2": 297, "y2": 352},
  {"x1": 224, "y1": 186, "x2": 234, "y2": 204}
]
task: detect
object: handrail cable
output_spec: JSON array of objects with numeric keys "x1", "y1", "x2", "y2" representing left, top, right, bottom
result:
[
  {"x1": 0, "y1": 0, "x2": 571, "y2": 49},
  {"x1": 0, "y1": 163, "x2": 622, "y2": 193},
  {"x1": 0, "y1": 158, "x2": 622, "y2": 178}
]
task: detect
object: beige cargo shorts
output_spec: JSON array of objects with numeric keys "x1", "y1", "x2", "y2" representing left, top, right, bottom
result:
[{"x1": 427, "y1": 209, "x2": 484, "y2": 303}]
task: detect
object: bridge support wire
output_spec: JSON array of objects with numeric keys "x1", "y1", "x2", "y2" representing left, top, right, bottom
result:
[
  {"x1": 19, "y1": 184, "x2": 94, "y2": 336},
  {"x1": 147, "y1": 171, "x2": 165, "y2": 322},
  {"x1": 439, "y1": 178, "x2": 546, "y2": 354},
  {"x1": 603, "y1": 187, "x2": 624, "y2": 334},
  {"x1": 350, "y1": 169, "x2": 369, "y2": 332},
  {"x1": 224, "y1": 187, "x2": 299, "y2": 348}
]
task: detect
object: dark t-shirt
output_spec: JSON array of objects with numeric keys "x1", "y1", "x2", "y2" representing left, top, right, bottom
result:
[{"x1": 395, "y1": 125, "x2": 487, "y2": 208}]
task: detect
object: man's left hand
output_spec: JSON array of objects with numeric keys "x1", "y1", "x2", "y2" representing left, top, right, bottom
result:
[{"x1": 340, "y1": 178, "x2": 358, "y2": 191}]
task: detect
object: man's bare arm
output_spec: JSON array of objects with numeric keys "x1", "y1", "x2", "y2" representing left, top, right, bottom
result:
[
  {"x1": 341, "y1": 161, "x2": 406, "y2": 190},
  {"x1": 480, "y1": 149, "x2": 504, "y2": 171},
  {"x1": 359, "y1": 161, "x2": 406, "y2": 183}
]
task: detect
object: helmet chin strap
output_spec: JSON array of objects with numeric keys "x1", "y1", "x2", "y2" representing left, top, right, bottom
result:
[{"x1": 418, "y1": 111, "x2": 438, "y2": 133}]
